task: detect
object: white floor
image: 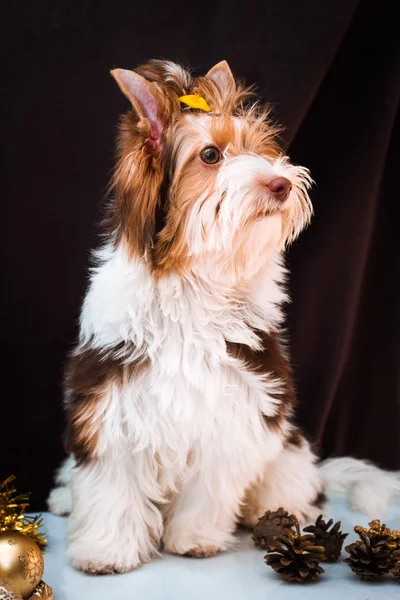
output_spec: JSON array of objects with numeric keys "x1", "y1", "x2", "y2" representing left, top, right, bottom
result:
[{"x1": 40, "y1": 496, "x2": 400, "y2": 599}]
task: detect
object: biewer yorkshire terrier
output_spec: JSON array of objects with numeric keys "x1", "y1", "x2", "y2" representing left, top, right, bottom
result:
[{"x1": 48, "y1": 60, "x2": 394, "y2": 574}]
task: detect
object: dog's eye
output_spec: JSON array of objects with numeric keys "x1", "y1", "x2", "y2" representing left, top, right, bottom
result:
[{"x1": 200, "y1": 146, "x2": 221, "y2": 165}]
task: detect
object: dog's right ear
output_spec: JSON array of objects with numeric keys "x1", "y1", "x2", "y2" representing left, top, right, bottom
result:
[
  {"x1": 206, "y1": 61, "x2": 236, "y2": 93},
  {"x1": 111, "y1": 69, "x2": 163, "y2": 151}
]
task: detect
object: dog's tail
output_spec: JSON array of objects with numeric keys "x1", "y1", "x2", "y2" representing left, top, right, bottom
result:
[{"x1": 319, "y1": 457, "x2": 400, "y2": 516}]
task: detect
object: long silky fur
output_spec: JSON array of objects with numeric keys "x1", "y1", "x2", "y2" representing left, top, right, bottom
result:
[{"x1": 48, "y1": 59, "x2": 387, "y2": 575}]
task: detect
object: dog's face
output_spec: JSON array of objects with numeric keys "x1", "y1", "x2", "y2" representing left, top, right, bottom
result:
[{"x1": 110, "y1": 60, "x2": 312, "y2": 281}]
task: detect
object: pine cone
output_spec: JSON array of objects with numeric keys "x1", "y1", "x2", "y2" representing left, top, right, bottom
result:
[
  {"x1": 303, "y1": 515, "x2": 348, "y2": 561},
  {"x1": 345, "y1": 532, "x2": 396, "y2": 580},
  {"x1": 391, "y1": 548, "x2": 400, "y2": 579},
  {"x1": 392, "y1": 561, "x2": 400, "y2": 579},
  {"x1": 252, "y1": 508, "x2": 298, "y2": 550},
  {"x1": 265, "y1": 529, "x2": 326, "y2": 583}
]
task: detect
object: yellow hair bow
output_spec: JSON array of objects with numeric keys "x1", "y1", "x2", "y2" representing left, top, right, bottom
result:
[{"x1": 179, "y1": 94, "x2": 211, "y2": 112}]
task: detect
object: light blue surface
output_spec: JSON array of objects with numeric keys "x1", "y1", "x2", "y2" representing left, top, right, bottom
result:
[{"x1": 40, "y1": 496, "x2": 400, "y2": 599}]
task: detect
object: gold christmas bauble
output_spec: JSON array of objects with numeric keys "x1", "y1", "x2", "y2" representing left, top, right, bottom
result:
[{"x1": 0, "y1": 532, "x2": 44, "y2": 598}]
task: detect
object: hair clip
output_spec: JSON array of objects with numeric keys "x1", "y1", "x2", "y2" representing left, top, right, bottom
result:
[{"x1": 178, "y1": 94, "x2": 211, "y2": 112}]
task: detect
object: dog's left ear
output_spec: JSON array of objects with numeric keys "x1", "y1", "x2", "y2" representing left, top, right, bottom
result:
[
  {"x1": 206, "y1": 61, "x2": 236, "y2": 93},
  {"x1": 111, "y1": 68, "x2": 163, "y2": 150}
]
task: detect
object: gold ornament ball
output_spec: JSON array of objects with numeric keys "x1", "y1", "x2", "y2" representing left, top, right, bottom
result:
[{"x1": 0, "y1": 531, "x2": 44, "y2": 598}]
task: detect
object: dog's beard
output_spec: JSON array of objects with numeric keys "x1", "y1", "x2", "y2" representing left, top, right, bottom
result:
[{"x1": 185, "y1": 154, "x2": 313, "y2": 281}]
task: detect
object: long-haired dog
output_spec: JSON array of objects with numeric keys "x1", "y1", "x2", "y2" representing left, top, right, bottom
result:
[{"x1": 48, "y1": 60, "x2": 398, "y2": 574}]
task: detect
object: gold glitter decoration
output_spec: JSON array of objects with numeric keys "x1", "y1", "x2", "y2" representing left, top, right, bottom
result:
[
  {"x1": 28, "y1": 582, "x2": 53, "y2": 600},
  {"x1": 0, "y1": 579, "x2": 22, "y2": 600},
  {"x1": 355, "y1": 520, "x2": 400, "y2": 551},
  {"x1": 0, "y1": 531, "x2": 44, "y2": 598},
  {"x1": 0, "y1": 477, "x2": 46, "y2": 550}
]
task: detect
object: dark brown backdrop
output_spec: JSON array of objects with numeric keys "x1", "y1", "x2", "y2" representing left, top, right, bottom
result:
[{"x1": 1, "y1": 0, "x2": 399, "y2": 510}]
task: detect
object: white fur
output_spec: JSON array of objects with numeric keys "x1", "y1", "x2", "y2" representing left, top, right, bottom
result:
[
  {"x1": 55, "y1": 455, "x2": 75, "y2": 485},
  {"x1": 47, "y1": 89, "x2": 397, "y2": 572},
  {"x1": 47, "y1": 486, "x2": 72, "y2": 516},
  {"x1": 320, "y1": 457, "x2": 400, "y2": 516},
  {"x1": 49, "y1": 237, "x2": 323, "y2": 572},
  {"x1": 47, "y1": 456, "x2": 74, "y2": 515},
  {"x1": 48, "y1": 120, "x2": 321, "y2": 572},
  {"x1": 68, "y1": 448, "x2": 164, "y2": 572},
  {"x1": 181, "y1": 117, "x2": 313, "y2": 282},
  {"x1": 256, "y1": 441, "x2": 321, "y2": 521}
]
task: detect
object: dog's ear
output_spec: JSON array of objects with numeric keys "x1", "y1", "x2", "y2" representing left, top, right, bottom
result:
[
  {"x1": 206, "y1": 61, "x2": 236, "y2": 92},
  {"x1": 111, "y1": 68, "x2": 163, "y2": 149}
]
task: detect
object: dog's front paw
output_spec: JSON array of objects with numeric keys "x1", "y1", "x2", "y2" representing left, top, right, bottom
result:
[
  {"x1": 163, "y1": 529, "x2": 236, "y2": 558},
  {"x1": 184, "y1": 545, "x2": 222, "y2": 558},
  {"x1": 67, "y1": 541, "x2": 142, "y2": 574}
]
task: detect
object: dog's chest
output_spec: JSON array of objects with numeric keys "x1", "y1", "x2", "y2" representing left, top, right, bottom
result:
[
  {"x1": 83, "y1": 248, "x2": 286, "y2": 459},
  {"x1": 117, "y1": 313, "x2": 280, "y2": 459}
]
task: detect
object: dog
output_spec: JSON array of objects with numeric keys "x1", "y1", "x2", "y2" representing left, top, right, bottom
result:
[{"x1": 48, "y1": 60, "x2": 398, "y2": 574}]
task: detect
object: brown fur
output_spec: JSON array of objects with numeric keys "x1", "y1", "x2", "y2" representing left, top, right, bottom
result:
[
  {"x1": 226, "y1": 331, "x2": 296, "y2": 433},
  {"x1": 240, "y1": 484, "x2": 266, "y2": 528},
  {"x1": 64, "y1": 343, "x2": 148, "y2": 464},
  {"x1": 152, "y1": 135, "x2": 219, "y2": 274},
  {"x1": 107, "y1": 111, "x2": 165, "y2": 257},
  {"x1": 311, "y1": 490, "x2": 327, "y2": 509},
  {"x1": 284, "y1": 427, "x2": 305, "y2": 449},
  {"x1": 108, "y1": 60, "x2": 282, "y2": 276}
]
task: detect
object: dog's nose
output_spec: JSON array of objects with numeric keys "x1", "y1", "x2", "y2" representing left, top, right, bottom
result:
[{"x1": 267, "y1": 177, "x2": 292, "y2": 202}]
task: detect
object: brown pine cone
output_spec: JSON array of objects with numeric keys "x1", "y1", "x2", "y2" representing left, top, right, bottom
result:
[
  {"x1": 265, "y1": 527, "x2": 326, "y2": 583},
  {"x1": 304, "y1": 515, "x2": 348, "y2": 561},
  {"x1": 345, "y1": 532, "x2": 396, "y2": 580},
  {"x1": 392, "y1": 561, "x2": 400, "y2": 579},
  {"x1": 252, "y1": 508, "x2": 298, "y2": 550},
  {"x1": 391, "y1": 548, "x2": 400, "y2": 580}
]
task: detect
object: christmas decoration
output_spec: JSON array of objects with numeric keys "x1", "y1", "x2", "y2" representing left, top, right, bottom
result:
[
  {"x1": 252, "y1": 508, "x2": 298, "y2": 550},
  {"x1": 265, "y1": 522, "x2": 326, "y2": 583},
  {"x1": 0, "y1": 579, "x2": 53, "y2": 600},
  {"x1": 0, "y1": 477, "x2": 46, "y2": 550},
  {"x1": 355, "y1": 520, "x2": 400, "y2": 551},
  {"x1": 344, "y1": 531, "x2": 396, "y2": 580},
  {"x1": 0, "y1": 478, "x2": 52, "y2": 599},
  {"x1": 28, "y1": 582, "x2": 53, "y2": 599},
  {"x1": 0, "y1": 531, "x2": 44, "y2": 598},
  {"x1": 0, "y1": 579, "x2": 22, "y2": 600},
  {"x1": 303, "y1": 515, "x2": 348, "y2": 561}
]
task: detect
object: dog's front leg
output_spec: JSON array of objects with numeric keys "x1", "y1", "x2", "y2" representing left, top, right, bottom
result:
[
  {"x1": 162, "y1": 444, "x2": 259, "y2": 558},
  {"x1": 162, "y1": 469, "x2": 238, "y2": 557},
  {"x1": 67, "y1": 452, "x2": 163, "y2": 574}
]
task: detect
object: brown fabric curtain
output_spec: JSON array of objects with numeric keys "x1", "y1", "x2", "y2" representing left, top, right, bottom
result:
[{"x1": 1, "y1": 0, "x2": 399, "y2": 509}]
